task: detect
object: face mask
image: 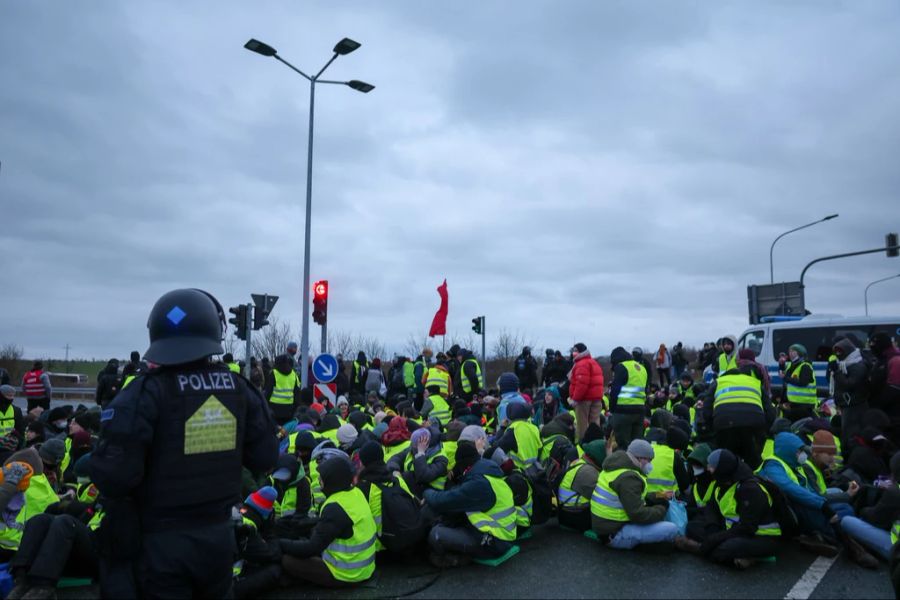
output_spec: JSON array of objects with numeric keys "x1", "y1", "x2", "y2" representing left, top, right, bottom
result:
[
  {"x1": 54, "y1": 420, "x2": 67, "y2": 429},
  {"x1": 641, "y1": 462, "x2": 654, "y2": 475},
  {"x1": 797, "y1": 451, "x2": 809, "y2": 464},
  {"x1": 692, "y1": 465, "x2": 705, "y2": 476}
]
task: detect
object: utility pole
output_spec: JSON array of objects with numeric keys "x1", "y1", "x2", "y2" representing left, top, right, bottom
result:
[{"x1": 244, "y1": 303, "x2": 253, "y2": 379}]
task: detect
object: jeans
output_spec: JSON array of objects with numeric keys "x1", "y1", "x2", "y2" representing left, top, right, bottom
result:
[
  {"x1": 607, "y1": 521, "x2": 679, "y2": 550},
  {"x1": 840, "y1": 516, "x2": 892, "y2": 561},
  {"x1": 428, "y1": 524, "x2": 512, "y2": 559}
]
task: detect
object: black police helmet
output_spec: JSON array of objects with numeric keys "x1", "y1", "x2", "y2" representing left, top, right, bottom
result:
[{"x1": 145, "y1": 289, "x2": 225, "y2": 366}]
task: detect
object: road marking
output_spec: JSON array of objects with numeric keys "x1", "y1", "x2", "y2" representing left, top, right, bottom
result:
[{"x1": 784, "y1": 555, "x2": 838, "y2": 600}]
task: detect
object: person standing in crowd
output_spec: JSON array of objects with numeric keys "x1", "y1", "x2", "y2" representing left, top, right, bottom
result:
[
  {"x1": 779, "y1": 344, "x2": 818, "y2": 422},
  {"x1": 631, "y1": 348, "x2": 654, "y2": 394},
  {"x1": 713, "y1": 336, "x2": 738, "y2": 377},
  {"x1": 868, "y1": 333, "x2": 900, "y2": 445},
  {"x1": 265, "y1": 353, "x2": 302, "y2": 425},
  {"x1": 119, "y1": 351, "x2": 147, "y2": 387},
  {"x1": 672, "y1": 342, "x2": 688, "y2": 379},
  {"x1": 90, "y1": 288, "x2": 278, "y2": 598},
  {"x1": 655, "y1": 344, "x2": 672, "y2": 388},
  {"x1": 365, "y1": 358, "x2": 385, "y2": 399},
  {"x1": 703, "y1": 363, "x2": 771, "y2": 470},
  {"x1": 542, "y1": 350, "x2": 569, "y2": 388},
  {"x1": 95, "y1": 359, "x2": 120, "y2": 407},
  {"x1": 569, "y1": 343, "x2": 605, "y2": 444},
  {"x1": 457, "y1": 349, "x2": 483, "y2": 403},
  {"x1": 831, "y1": 337, "x2": 871, "y2": 450},
  {"x1": 514, "y1": 347, "x2": 538, "y2": 398},
  {"x1": 21, "y1": 362, "x2": 51, "y2": 412},
  {"x1": 351, "y1": 352, "x2": 369, "y2": 397},
  {"x1": 608, "y1": 347, "x2": 647, "y2": 448}
]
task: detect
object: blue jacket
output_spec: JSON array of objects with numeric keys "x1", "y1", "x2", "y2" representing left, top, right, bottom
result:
[
  {"x1": 498, "y1": 392, "x2": 527, "y2": 425},
  {"x1": 758, "y1": 432, "x2": 825, "y2": 511},
  {"x1": 423, "y1": 458, "x2": 503, "y2": 515}
]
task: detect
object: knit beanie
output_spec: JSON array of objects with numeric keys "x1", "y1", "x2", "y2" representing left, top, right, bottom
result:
[
  {"x1": 337, "y1": 424, "x2": 358, "y2": 446},
  {"x1": 39, "y1": 438, "x2": 67, "y2": 466},
  {"x1": 310, "y1": 402, "x2": 326, "y2": 416},
  {"x1": 374, "y1": 411, "x2": 387, "y2": 425},
  {"x1": 455, "y1": 442, "x2": 481, "y2": 472},
  {"x1": 789, "y1": 344, "x2": 808, "y2": 357},
  {"x1": 707, "y1": 449, "x2": 723, "y2": 470},
  {"x1": 245, "y1": 486, "x2": 277, "y2": 519},
  {"x1": 358, "y1": 441, "x2": 384, "y2": 467},
  {"x1": 497, "y1": 372, "x2": 519, "y2": 394},
  {"x1": 372, "y1": 422, "x2": 389, "y2": 439},
  {"x1": 627, "y1": 439, "x2": 654, "y2": 461},
  {"x1": 507, "y1": 401, "x2": 531, "y2": 422},
  {"x1": 665, "y1": 426, "x2": 690, "y2": 452},
  {"x1": 581, "y1": 440, "x2": 607, "y2": 466},
  {"x1": 459, "y1": 425, "x2": 487, "y2": 444},
  {"x1": 811, "y1": 430, "x2": 837, "y2": 455},
  {"x1": 687, "y1": 443, "x2": 712, "y2": 467},
  {"x1": 444, "y1": 420, "x2": 465, "y2": 442}
]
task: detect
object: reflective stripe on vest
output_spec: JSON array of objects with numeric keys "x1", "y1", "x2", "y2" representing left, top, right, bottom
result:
[
  {"x1": 646, "y1": 443, "x2": 678, "y2": 495},
  {"x1": 591, "y1": 467, "x2": 646, "y2": 522},
  {"x1": 516, "y1": 484, "x2": 533, "y2": 527},
  {"x1": 404, "y1": 445, "x2": 448, "y2": 491},
  {"x1": 425, "y1": 368, "x2": 450, "y2": 396},
  {"x1": 271, "y1": 370, "x2": 298, "y2": 405},
  {"x1": 509, "y1": 420, "x2": 542, "y2": 471},
  {"x1": 618, "y1": 361, "x2": 647, "y2": 406},
  {"x1": 466, "y1": 475, "x2": 518, "y2": 542},
  {"x1": 785, "y1": 361, "x2": 817, "y2": 405},
  {"x1": 714, "y1": 373, "x2": 763, "y2": 411},
  {"x1": 461, "y1": 358, "x2": 484, "y2": 394},
  {"x1": 715, "y1": 481, "x2": 781, "y2": 537},
  {"x1": 427, "y1": 394, "x2": 452, "y2": 425},
  {"x1": 321, "y1": 488, "x2": 377, "y2": 582},
  {"x1": 22, "y1": 371, "x2": 45, "y2": 398},
  {"x1": 558, "y1": 459, "x2": 589, "y2": 509},
  {"x1": 0, "y1": 405, "x2": 15, "y2": 437}
]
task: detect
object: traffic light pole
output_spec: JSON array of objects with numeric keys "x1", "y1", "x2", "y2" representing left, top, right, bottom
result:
[
  {"x1": 244, "y1": 303, "x2": 253, "y2": 378},
  {"x1": 481, "y1": 316, "x2": 486, "y2": 375},
  {"x1": 321, "y1": 322, "x2": 327, "y2": 354}
]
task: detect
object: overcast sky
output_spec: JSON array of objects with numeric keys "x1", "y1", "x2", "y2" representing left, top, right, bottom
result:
[{"x1": 2, "y1": 1, "x2": 899, "y2": 361}]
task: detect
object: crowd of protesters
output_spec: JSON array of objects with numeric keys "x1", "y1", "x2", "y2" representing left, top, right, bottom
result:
[{"x1": 2, "y1": 330, "x2": 900, "y2": 598}]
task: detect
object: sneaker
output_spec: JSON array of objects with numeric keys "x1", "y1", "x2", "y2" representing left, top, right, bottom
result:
[
  {"x1": 733, "y1": 558, "x2": 756, "y2": 570},
  {"x1": 674, "y1": 536, "x2": 702, "y2": 554},
  {"x1": 21, "y1": 586, "x2": 57, "y2": 600},
  {"x1": 796, "y1": 534, "x2": 839, "y2": 557}
]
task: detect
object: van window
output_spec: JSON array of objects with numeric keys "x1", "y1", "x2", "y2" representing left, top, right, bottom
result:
[
  {"x1": 772, "y1": 324, "x2": 900, "y2": 361},
  {"x1": 739, "y1": 330, "x2": 765, "y2": 358}
]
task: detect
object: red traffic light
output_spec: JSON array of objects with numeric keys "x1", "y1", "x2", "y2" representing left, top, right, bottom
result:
[{"x1": 314, "y1": 281, "x2": 328, "y2": 298}]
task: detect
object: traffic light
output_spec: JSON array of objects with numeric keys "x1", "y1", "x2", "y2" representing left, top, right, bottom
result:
[
  {"x1": 472, "y1": 316, "x2": 482, "y2": 335},
  {"x1": 228, "y1": 304, "x2": 249, "y2": 340},
  {"x1": 887, "y1": 233, "x2": 899, "y2": 258},
  {"x1": 313, "y1": 280, "x2": 328, "y2": 325},
  {"x1": 251, "y1": 293, "x2": 279, "y2": 330}
]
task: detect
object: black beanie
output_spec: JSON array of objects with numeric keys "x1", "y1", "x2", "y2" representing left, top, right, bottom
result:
[
  {"x1": 711, "y1": 449, "x2": 739, "y2": 484},
  {"x1": 666, "y1": 426, "x2": 690, "y2": 452},
  {"x1": 358, "y1": 441, "x2": 384, "y2": 467},
  {"x1": 318, "y1": 457, "x2": 353, "y2": 496},
  {"x1": 455, "y1": 442, "x2": 480, "y2": 472}
]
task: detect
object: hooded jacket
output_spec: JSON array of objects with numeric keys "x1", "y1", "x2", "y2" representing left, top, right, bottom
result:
[
  {"x1": 608, "y1": 347, "x2": 643, "y2": 414},
  {"x1": 701, "y1": 450, "x2": 778, "y2": 551},
  {"x1": 832, "y1": 339, "x2": 870, "y2": 408},
  {"x1": 95, "y1": 359, "x2": 120, "y2": 406},
  {"x1": 712, "y1": 336, "x2": 738, "y2": 375},
  {"x1": 758, "y1": 432, "x2": 824, "y2": 510},
  {"x1": 592, "y1": 450, "x2": 667, "y2": 536},
  {"x1": 423, "y1": 458, "x2": 507, "y2": 516},
  {"x1": 569, "y1": 350, "x2": 605, "y2": 403}
]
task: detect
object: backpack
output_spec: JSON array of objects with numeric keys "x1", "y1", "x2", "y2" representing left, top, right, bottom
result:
[
  {"x1": 390, "y1": 367, "x2": 406, "y2": 391},
  {"x1": 756, "y1": 476, "x2": 800, "y2": 538},
  {"x1": 522, "y1": 461, "x2": 555, "y2": 525},
  {"x1": 377, "y1": 481, "x2": 428, "y2": 552}
]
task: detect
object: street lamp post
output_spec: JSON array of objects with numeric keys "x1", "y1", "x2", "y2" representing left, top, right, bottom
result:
[
  {"x1": 865, "y1": 274, "x2": 900, "y2": 316},
  {"x1": 244, "y1": 37, "x2": 374, "y2": 388},
  {"x1": 769, "y1": 214, "x2": 839, "y2": 284}
]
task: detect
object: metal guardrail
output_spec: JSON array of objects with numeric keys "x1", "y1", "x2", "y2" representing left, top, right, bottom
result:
[{"x1": 13, "y1": 386, "x2": 96, "y2": 402}]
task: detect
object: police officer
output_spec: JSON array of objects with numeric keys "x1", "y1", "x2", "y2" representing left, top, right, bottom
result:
[{"x1": 90, "y1": 288, "x2": 279, "y2": 598}]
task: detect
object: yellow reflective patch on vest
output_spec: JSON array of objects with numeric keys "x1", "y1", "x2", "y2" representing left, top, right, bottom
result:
[{"x1": 184, "y1": 395, "x2": 237, "y2": 455}]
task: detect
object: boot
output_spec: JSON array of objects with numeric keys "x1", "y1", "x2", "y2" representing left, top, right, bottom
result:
[
  {"x1": 674, "y1": 536, "x2": 702, "y2": 554},
  {"x1": 841, "y1": 533, "x2": 879, "y2": 570},
  {"x1": 796, "y1": 533, "x2": 839, "y2": 557},
  {"x1": 20, "y1": 586, "x2": 57, "y2": 600},
  {"x1": 733, "y1": 558, "x2": 757, "y2": 570},
  {"x1": 6, "y1": 576, "x2": 30, "y2": 600}
]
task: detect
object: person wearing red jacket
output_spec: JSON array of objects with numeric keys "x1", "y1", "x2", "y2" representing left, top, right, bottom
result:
[{"x1": 568, "y1": 343, "x2": 605, "y2": 443}]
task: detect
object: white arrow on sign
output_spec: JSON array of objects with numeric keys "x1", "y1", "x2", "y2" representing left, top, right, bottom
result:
[{"x1": 317, "y1": 362, "x2": 334, "y2": 379}]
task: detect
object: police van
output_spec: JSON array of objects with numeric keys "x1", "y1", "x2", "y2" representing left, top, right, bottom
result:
[{"x1": 737, "y1": 315, "x2": 900, "y2": 395}]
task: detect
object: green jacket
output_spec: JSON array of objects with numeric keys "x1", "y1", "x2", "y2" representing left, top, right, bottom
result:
[{"x1": 591, "y1": 450, "x2": 667, "y2": 536}]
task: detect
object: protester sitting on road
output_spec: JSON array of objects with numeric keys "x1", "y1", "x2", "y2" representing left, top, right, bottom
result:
[
  {"x1": 758, "y1": 432, "x2": 877, "y2": 567},
  {"x1": 495, "y1": 372, "x2": 527, "y2": 430},
  {"x1": 491, "y1": 402, "x2": 542, "y2": 472},
  {"x1": 233, "y1": 486, "x2": 282, "y2": 600},
  {"x1": 590, "y1": 439, "x2": 679, "y2": 549},
  {"x1": 685, "y1": 443, "x2": 715, "y2": 515},
  {"x1": 532, "y1": 385, "x2": 567, "y2": 427},
  {"x1": 280, "y1": 455, "x2": 377, "y2": 587},
  {"x1": 840, "y1": 452, "x2": 900, "y2": 562},
  {"x1": 423, "y1": 443, "x2": 517, "y2": 568},
  {"x1": 557, "y1": 440, "x2": 606, "y2": 532},
  {"x1": 0, "y1": 448, "x2": 59, "y2": 562},
  {"x1": 386, "y1": 426, "x2": 449, "y2": 496}
]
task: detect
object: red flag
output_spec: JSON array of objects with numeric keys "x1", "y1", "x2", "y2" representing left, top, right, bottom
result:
[{"x1": 428, "y1": 279, "x2": 449, "y2": 337}]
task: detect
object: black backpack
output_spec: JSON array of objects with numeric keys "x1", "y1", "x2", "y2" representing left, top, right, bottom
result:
[
  {"x1": 377, "y1": 481, "x2": 428, "y2": 552},
  {"x1": 756, "y1": 476, "x2": 800, "y2": 538},
  {"x1": 522, "y1": 462, "x2": 555, "y2": 525}
]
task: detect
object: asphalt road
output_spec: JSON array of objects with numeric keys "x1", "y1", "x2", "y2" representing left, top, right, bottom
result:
[{"x1": 262, "y1": 524, "x2": 893, "y2": 600}]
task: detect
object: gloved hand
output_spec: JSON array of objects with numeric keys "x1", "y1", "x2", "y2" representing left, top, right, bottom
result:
[{"x1": 0, "y1": 462, "x2": 34, "y2": 491}]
